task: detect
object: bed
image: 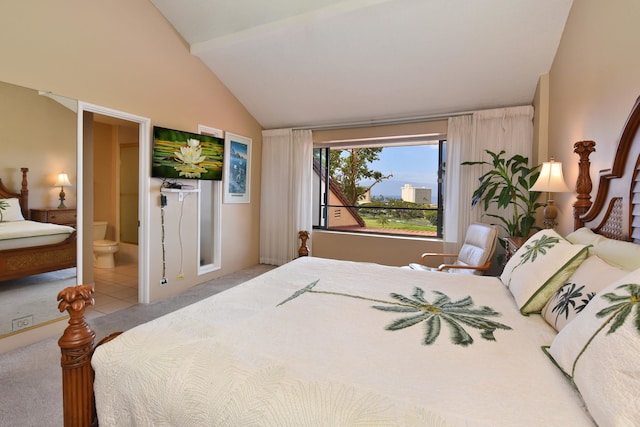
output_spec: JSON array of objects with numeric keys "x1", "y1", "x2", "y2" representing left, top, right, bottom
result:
[
  {"x1": 57, "y1": 98, "x2": 640, "y2": 426},
  {"x1": 0, "y1": 168, "x2": 76, "y2": 282}
]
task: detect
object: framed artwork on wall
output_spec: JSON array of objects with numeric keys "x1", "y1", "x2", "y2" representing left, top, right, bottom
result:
[{"x1": 223, "y1": 132, "x2": 252, "y2": 203}]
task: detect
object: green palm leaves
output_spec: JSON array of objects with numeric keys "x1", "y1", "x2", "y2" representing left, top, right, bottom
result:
[
  {"x1": 0, "y1": 199, "x2": 8, "y2": 221},
  {"x1": 517, "y1": 234, "x2": 559, "y2": 265},
  {"x1": 550, "y1": 283, "x2": 594, "y2": 326},
  {"x1": 462, "y1": 149, "x2": 542, "y2": 238},
  {"x1": 596, "y1": 283, "x2": 640, "y2": 335},
  {"x1": 571, "y1": 283, "x2": 640, "y2": 376},
  {"x1": 372, "y1": 287, "x2": 512, "y2": 346},
  {"x1": 278, "y1": 281, "x2": 512, "y2": 347},
  {"x1": 506, "y1": 234, "x2": 559, "y2": 288}
]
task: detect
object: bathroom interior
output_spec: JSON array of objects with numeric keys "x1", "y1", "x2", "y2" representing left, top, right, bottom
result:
[{"x1": 89, "y1": 117, "x2": 140, "y2": 319}]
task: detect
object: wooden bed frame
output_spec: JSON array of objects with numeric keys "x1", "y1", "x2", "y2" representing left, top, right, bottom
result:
[
  {"x1": 55, "y1": 97, "x2": 640, "y2": 426},
  {"x1": 0, "y1": 168, "x2": 77, "y2": 282}
]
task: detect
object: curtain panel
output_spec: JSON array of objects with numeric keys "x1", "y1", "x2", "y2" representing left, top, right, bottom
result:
[
  {"x1": 446, "y1": 106, "x2": 534, "y2": 249},
  {"x1": 260, "y1": 129, "x2": 313, "y2": 265}
]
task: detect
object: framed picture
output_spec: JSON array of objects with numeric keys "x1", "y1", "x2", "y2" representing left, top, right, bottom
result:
[{"x1": 223, "y1": 132, "x2": 252, "y2": 203}]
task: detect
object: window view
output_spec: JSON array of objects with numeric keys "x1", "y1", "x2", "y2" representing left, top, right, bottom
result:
[{"x1": 313, "y1": 139, "x2": 446, "y2": 238}]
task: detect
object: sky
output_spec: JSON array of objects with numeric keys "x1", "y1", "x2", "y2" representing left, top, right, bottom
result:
[{"x1": 361, "y1": 144, "x2": 441, "y2": 199}]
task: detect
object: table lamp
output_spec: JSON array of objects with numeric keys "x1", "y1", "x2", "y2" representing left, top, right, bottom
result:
[
  {"x1": 55, "y1": 172, "x2": 72, "y2": 208},
  {"x1": 530, "y1": 158, "x2": 570, "y2": 228}
]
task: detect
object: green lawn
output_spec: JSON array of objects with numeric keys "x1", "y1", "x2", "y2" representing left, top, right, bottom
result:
[{"x1": 362, "y1": 217, "x2": 437, "y2": 232}]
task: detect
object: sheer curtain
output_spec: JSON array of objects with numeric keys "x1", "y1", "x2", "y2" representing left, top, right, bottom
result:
[
  {"x1": 444, "y1": 114, "x2": 473, "y2": 251},
  {"x1": 445, "y1": 106, "x2": 534, "y2": 248},
  {"x1": 260, "y1": 129, "x2": 313, "y2": 265}
]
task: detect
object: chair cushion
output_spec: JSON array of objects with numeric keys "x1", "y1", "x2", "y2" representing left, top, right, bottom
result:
[{"x1": 457, "y1": 223, "x2": 498, "y2": 267}]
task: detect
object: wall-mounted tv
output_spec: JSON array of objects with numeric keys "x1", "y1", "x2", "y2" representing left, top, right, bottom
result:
[{"x1": 152, "y1": 126, "x2": 224, "y2": 180}]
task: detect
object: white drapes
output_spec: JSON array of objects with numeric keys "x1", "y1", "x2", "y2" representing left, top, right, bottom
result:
[
  {"x1": 444, "y1": 114, "x2": 474, "y2": 253},
  {"x1": 445, "y1": 106, "x2": 534, "y2": 248},
  {"x1": 260, "y1": 129, "x2": 313, "y2": 265}
]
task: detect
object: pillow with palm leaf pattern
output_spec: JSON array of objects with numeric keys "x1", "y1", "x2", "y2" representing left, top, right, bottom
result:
[
  {"x1": 0, "y1": 198, "x2": 25, "y2": 222},
  {"x1": 541, "y1": 255, "x2": 628, "y2": 331},
  {"x1": 500, "y1": 229, "x2": 589, "y2": 314},
  {"x1": 544, "y1": 268, "x2": 640, "y2": 427}
]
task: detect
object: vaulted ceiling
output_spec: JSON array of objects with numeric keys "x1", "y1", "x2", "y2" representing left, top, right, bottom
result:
[{"x1": 150, "y1": 0, "x2": 573, "y2": 129}]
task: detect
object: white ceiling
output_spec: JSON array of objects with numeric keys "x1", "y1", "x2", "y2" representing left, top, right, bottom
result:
[{"x1": 150, "y1": 0, "x2": 573, "y2": 129}]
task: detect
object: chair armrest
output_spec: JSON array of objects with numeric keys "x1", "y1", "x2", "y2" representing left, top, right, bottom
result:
[
  {"x1": 436, "y1": 261, "x2": 492, "y2": 272},
  {"x1": 420, "y1": 252, "x2": 458, "y2": 262}
]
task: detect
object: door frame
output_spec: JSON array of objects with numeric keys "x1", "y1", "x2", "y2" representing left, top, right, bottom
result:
[{"x1": 77, "y1": 101, "x2": 151, "y2": 304}]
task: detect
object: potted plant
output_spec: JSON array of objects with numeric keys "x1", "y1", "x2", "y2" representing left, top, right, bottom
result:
[{"x1": 462, "y1": 149, "x2": 543, "y2": 238}]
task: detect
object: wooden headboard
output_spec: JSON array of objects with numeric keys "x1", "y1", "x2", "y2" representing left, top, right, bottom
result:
[
  {"x1": 0, "y1": 167, "x2": 29, "y2": 219},
  {"x1": 573, "y1": 96, "x2": 640, "y2": 242}
]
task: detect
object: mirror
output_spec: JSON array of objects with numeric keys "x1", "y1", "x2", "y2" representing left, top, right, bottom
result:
[{"x1": 0, "y1": 80, "x2": 77, "y2": 338}]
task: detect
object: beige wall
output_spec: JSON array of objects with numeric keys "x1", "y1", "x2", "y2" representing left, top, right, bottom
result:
[
  {"x1": 93, "y1": 122, "x2": 117, "y2": 240},
  {"x1": 546, "y1": 0, "x2": 640, "y2": 236},
  {"x1": 312, "y1": 230, "x2": 444, "y2": 267},
  {"x1": 0, "y1": 1, "x2": 262, "y2": 304}
]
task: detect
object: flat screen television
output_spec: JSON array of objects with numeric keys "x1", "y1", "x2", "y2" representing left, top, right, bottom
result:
[{"x1": 152, "y1": 126, "x2": 224, "y2": 180}]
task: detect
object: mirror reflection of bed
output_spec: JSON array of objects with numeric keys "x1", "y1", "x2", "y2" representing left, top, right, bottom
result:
[{"x1": 0, "y1": 80, "x2": 139, "y2": 341}]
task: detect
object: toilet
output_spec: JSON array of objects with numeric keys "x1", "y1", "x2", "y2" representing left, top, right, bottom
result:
[{"x1": 93, "y1": 221, "x2": 119, "y2": 268}]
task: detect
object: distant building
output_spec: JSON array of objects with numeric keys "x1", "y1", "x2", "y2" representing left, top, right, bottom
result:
[
  {"x1": 401, "y1": 184, "x2": 432, "y2": 204},
  {"x1": 358, "y1": 189, "x2": 371, "y2": 204}
]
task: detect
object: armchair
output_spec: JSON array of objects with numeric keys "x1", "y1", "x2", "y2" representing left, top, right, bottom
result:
[{"x1": 409, "y1": 223, "x2": 498, "y2": 275}]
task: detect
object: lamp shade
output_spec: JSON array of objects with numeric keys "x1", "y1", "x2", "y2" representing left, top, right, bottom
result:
[
  {"x1": 54, "y1": 173, "x2": 71, "y2": 187},
  {"x1": 530, "y1": 159, "x2": 569, "y2": 193}
]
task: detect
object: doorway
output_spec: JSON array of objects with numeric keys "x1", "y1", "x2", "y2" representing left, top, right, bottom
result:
[{"x1": 77, "y1": 102, "x2": 151, "y2": 305}]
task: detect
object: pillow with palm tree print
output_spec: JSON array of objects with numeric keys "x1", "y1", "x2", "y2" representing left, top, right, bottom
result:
[
  {"x1": 544, "y1": 268, "x2": 640, "y2": 427},
  {"x1": 0, "y1": 198, "x2": 25, "y2": 222},
  {"x1": 541, "y1": 255, "x2": 628, "y2": 331},
  {"x1": 500, "y1": 229, "x2": 589, "y2": 314}
]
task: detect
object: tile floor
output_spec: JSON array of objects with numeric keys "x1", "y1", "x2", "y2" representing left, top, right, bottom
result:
[{"x1": 85, "y1": 261, "x2": 138, "y2": 320}]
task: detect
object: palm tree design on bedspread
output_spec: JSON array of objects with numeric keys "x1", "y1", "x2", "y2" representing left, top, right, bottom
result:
[{"x1": 278, "y1": 280, "x2": 512, "y2": 346}]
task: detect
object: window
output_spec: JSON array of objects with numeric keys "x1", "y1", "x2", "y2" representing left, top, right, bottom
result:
[{"x1": 313, "y1": 138, "x2": 446, "y2": 238}]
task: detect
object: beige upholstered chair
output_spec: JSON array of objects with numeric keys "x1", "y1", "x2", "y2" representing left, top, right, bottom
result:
[{"x1": 408, "y1": 223, "x2": 499, "y2": 275}]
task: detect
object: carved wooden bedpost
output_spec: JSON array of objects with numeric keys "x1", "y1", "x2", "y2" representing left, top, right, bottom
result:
[
  {"x1": 298, "y1": 230, "x2": 310, "y2": 257},
  {"x1": 58, "y1": 285, "x2": 96, "y2": 427},
  {"x1": 20, "y1": 167, "x2": 29, "y2": 219},
  {"x1": 573, "y1": 140, "x2": 596, "y2": 230}
]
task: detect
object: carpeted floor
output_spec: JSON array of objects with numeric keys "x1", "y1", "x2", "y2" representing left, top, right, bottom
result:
[
  {"x1": 0, "y1": 268, "x2": 76, "y2": 337},
  {"x1": 0, "y1": 264, "x2": 275, "y2": 427}
]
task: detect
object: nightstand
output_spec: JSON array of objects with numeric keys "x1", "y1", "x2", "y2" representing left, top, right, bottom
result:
[
  {"x1": 30, "y1": 208, "x2": 77, "y2": 227},
  {"x1": 503, "y1": 236, "x2": 527, "y2": 262}
]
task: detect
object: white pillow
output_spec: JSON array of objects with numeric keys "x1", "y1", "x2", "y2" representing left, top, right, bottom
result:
[
  {"x1": 541, "y1": 256, "x2": 628, "y2": 331},
  {"x1": 0, "y1": 198, "x2": 25, "y2": 222},
  {"x1": 545, "y1": 268, "x2": 640, "y2": 427},
  {"x1": 500, "y1": 229, "x2": 588, "y2": 314},
  {"x1": 566, "y1": 227, "x2": 640, "y2": 271}
]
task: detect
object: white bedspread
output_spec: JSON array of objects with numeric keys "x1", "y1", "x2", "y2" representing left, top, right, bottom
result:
[
  {"x1": 93, "y1": 257, "x2": 594, "y2": 426},
  {"x1": 0, "y1": 220, "x2": 74, "y2": 250}
]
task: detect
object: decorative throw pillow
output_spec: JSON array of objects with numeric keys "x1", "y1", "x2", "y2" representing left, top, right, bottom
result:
[
  {"x1": 545, "y1": 268, "x2": 640, "y2": 427},
  {"x1": 566, "y1": 227, "x2": 640, "y2": 271},
  {"x1": 541, "y1": 255, "x2": 628, "y2": 331},
  {"x1": 0, "y1": 198, "x2": 25, "y2": 222},
  {"x1": 500, "y1": 229, "x2": 588, "y2": 314}
]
